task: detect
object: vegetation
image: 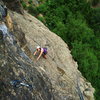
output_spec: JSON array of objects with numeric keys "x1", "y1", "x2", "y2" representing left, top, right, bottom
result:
[{"x1": 21, "y1": 0, "x2": 100, "y2": 99}]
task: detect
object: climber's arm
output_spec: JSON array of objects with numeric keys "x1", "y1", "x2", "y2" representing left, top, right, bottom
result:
[
  {"x1": 34, "y1": 50, "x2": 37, "y2": 56},
  {"x1": 37, "y1": 50, "x2": 43, "y2": 61}
]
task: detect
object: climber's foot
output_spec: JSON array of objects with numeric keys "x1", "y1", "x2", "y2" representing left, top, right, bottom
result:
[{"x1": 43, "y1": 54, "x2": 47, "y2": 59}]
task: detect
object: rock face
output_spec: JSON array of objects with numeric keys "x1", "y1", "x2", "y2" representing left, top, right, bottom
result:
[
  {"x1": 0, "y1": 23, "x2": 54, "y2": 100},
  {"x1": 0, "y1": 2, "x2": 95, "y2": 100}
]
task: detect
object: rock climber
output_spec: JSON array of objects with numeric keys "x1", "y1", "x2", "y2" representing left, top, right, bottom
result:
[{"x1": 34, "y1": 46, "x2": 48, "y2": 61}]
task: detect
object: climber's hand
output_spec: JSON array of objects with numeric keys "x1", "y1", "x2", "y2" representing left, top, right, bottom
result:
[{"x1": 34, "y1": 51, "x2": 37, "y2": 56}]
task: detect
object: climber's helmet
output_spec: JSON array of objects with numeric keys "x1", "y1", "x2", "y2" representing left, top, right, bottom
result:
[{"x1": 36, "y1": 46, "x2": 41, "y2": 51}]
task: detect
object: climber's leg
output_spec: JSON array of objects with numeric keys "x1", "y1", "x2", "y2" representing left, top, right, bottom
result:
[{"x1": 42, "y1": 53, "x2": 47, "y2": 59}]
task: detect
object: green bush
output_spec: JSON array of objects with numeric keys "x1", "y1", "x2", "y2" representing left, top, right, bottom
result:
[
  {"x1": 92, "y1": 0, "x2": 100, "y2": 6},
  {"x1": 37, "y1": 15, "x2": 45, "y2": 23},
  {"x1": 21, "y1": 0, "x2": 27, "y2": 9},
  {"x1": 28, "y1": 0, "x2": 33, "y2": 4},
  {"x1": 28, "y1": 5, "x2": 39, "y2": 16}
]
